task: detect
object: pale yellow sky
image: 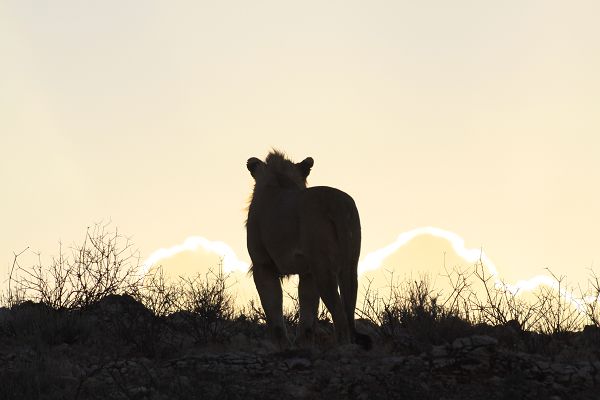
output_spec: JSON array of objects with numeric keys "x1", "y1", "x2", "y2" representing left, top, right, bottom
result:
[{"x1": 1, "y1": 1, "x2": 599, "y2": 296}]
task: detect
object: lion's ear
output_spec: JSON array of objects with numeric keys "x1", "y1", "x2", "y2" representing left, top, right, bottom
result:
[
  {"x1": 298, "y1": 157, "x2": 314, "y2": 178},
  {"x1": 247, "y1": 157, "x2": 263, "y2": 178}
]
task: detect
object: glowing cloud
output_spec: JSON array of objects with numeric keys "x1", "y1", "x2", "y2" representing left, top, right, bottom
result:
[
  {"x1": 359, "y1": 226, "x2": 498, "y2": 275},
  {"x1": 143, "y1": 227, "x2": 597, "y2": 313},
  {"x1": 141, "y1": 236, "x2": 250, "y2": 275},
  {"x1": 359, "y1": 226, "x2": 596, "y2": 312}
]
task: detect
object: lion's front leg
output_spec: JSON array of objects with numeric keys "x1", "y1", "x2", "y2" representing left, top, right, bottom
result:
[{"x1": 252, "y1": 264, "x2": 291, "y2": 350}]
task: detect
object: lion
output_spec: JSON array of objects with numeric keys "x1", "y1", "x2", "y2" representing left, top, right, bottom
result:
[{"x1": 246, "y1": 150, "x2": 371, "y2": 350}]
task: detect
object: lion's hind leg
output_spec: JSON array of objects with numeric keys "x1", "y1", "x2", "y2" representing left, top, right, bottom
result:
[
  {"x1": 296, "y1": 273, "x2": 320, "y2": 347},
  {"x1": 339, "y1": 266, "x2": 373, "y2": 350},
  {"x1": 313, "y1": 265, "x2": 351, "y2": 345}
]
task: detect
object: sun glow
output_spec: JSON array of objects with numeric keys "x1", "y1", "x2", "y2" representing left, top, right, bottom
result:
[
  {"x1": 359, "y1": 226, "x2": 498, "y2": 275},
  {"x1": 359, "y1": 227, "x2": 596, "y2": 312},
  {"x1": 143, "y1": 227, "x2": 598, "y2": 312},
  {"x1": 141, "y1": 236, "x2": 250, "y2": 275}
]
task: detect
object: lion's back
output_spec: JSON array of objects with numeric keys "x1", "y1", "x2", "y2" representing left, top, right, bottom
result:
[
  {"x1": 300, "y1": 186, "x2": 358, "y2": 218},
  {"x1": 299, "y1": 186, "x2": 361, "y2": 260}
]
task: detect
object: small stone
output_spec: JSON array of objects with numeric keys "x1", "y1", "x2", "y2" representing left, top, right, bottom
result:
[
  {"x1": 405, "y1": 356, "x2": 426, "y2": 370},
  {"x1": 452, "y1": 337, "x2": 471, "y2": 350},
  {"x1": 382, "y1": 356, "x2": 405, "y2": 371},
  {"x1": 469, "y1": 335, "x2": 498, "y2": 347},
  {"x1": 130, "y1": 386, "x2": 149, "y2": 396},
  {"x1": 230, "y1": 333, "x2": 249, "y2": 347},
  {"x1": 285, "y1": 357, "x2": 311, "y2": 370},
  {"x1": 431, "y1": 345, "x2": 449, "y2": 358},
  {"x1": 287, "y1": 383, "x2": 310, "y2": 399},
  {"x1": 453, "y1": 335, "x2": 498, "y2": 350},
  {"x1": 536, "y1": 361, "x2": 550, "y2": 371},
  {"x1": 433, "y1": 357, "x2": 455, "y2": 368},
  {"x1": 468, "y1": 346, "x2": 492, "y2": 364},
  {"x1": 553, "y1": 364, "x2": 575, "y2": 384},
  {"x1": 357, "y1": 392, "x2": 369, "y2": 400}
]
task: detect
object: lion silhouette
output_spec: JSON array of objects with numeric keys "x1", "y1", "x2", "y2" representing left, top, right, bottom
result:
[{"x1": 246, "y1": 150, "x2": 371, "y2": 350}]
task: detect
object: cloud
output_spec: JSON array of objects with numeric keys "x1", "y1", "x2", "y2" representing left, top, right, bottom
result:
[
  {"x1": 358, "y1": 226, "x2": 498, "y2": 275},
  {"x1": 143, "y1": 227, "x2": 598, "y2": 313},
  {"x1": 141, "y1": 236, "x2": 250, "y2": 275},
  {"x1": 359, "y1": 226, "x2": 595, "y2": 312}
]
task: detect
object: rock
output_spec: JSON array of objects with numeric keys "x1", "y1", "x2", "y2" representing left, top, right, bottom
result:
[
  {"x1": 452, "y1": 335, "x2": 498, "y2": 351},
  {"x1": 405, "y1": 355, "x2": 426, "y2": 370},
  {"x1": 355, "y1": 318, "x2": 379, "y2": 338},
  {"x1": 382, "y1": 355, "x2": 406, "y2": 371},
  {"x1": 285, "y1": 357, "x2": 312, "y2": 370},
  {"x1": 0, "y1": 307, "x2": 10, "y2": 323},
  {"x1": 431, "y1": 345, "x2": 449, "y2": 358},
  {"x1": 504, "y1": 319, "x2": 522, "y2": 332},
  {"x1": 286, "y1": 383, "x2": 310, "y2": 399},
  {"x1": 467, "y1": 345, "x2": 493, "y2": 365},
  {"x1": 470, "y1": 335, "x2": 498, "y2": 347},
  {"x1": 230, "y1": 332, "x2": 251, "y2": 348},
  {"x1": 433, "y1": 357, "x2": 455, "y2": 369}
]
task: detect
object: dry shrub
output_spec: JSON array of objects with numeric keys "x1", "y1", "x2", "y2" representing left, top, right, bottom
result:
[
  {"x1": 578, "y1": 268, "x2": 600, "y2": 328},
  {"x1": 358, "y1": 271, "x2": 469, "y2": 346},
  {"x1": 442, "y1": 261, "x2": 591, "y2": 335},
  {"x1": 357, "y1": 259, "x2": 598, "y2": 347},
  {"x1": 176, "y1": 266, "x2": 237, "y2": 344},
  {"x1": 448, "y1": 262, "x2": 546, "y2": 330},
  {"x1": 135, "y1": 265, "x2": 183, "y2": 317},
  {"x1": 6, "y1": 223, "x2": 143, "y2": 309}
]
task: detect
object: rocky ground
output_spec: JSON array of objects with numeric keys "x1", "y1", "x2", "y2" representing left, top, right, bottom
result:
[{"x1": 0, "y1": 295, "x2": 598, "y2": 400}]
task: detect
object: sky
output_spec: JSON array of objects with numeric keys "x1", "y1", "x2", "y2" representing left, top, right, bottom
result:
[{"x1": 1, "y1": 1, "x2": 599, "y2": 304}]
